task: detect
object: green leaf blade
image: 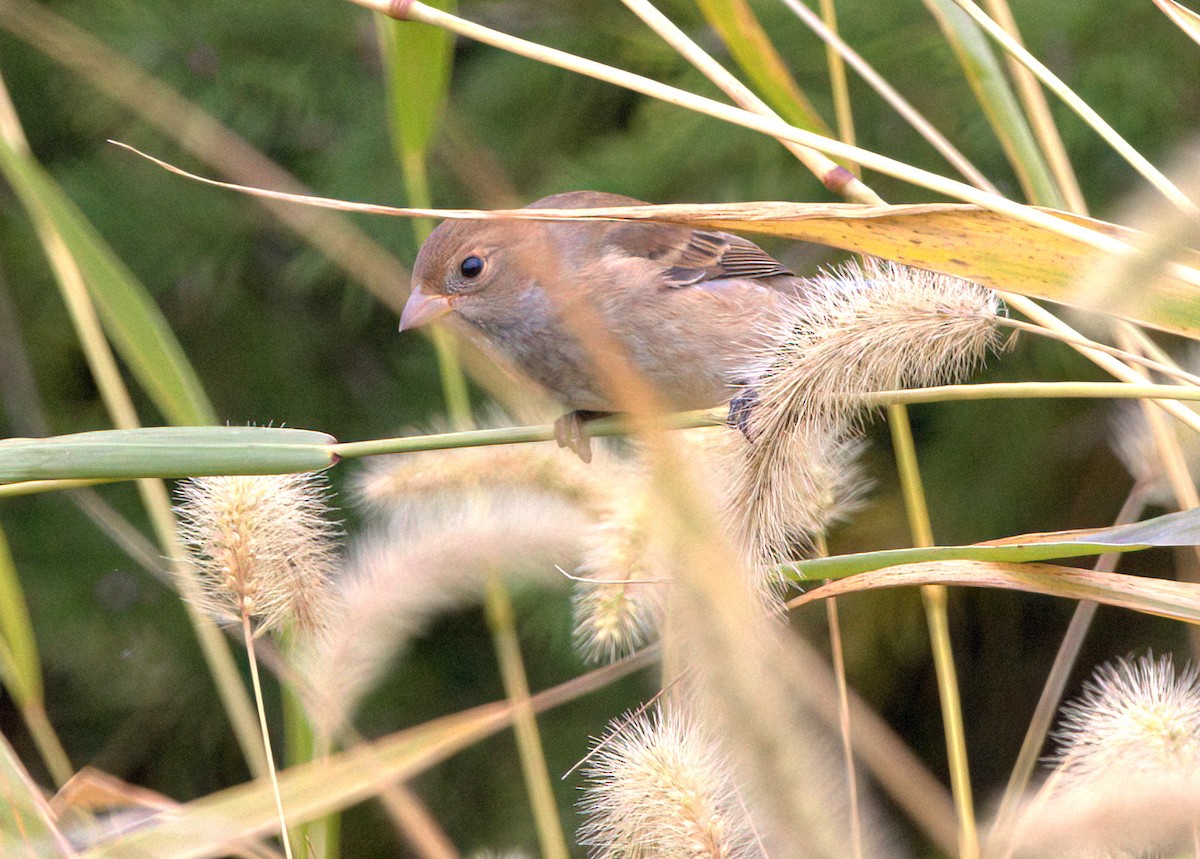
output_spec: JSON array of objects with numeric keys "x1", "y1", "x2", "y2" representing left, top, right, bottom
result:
[
  {"x1": 0, "y1": 427, "x2": 337, "y2": 483},
  {"x1": 791, "y1": 506, "x2": 1200, "y2": 580},
  {"x1": 922, "y1": 0, "x2": 1064, "y2": 207},
  {"x1": 377, "y1": 0, "x2": 457, "y2": 162},
  {"x1": 0, "y1": 142, "x2": 216, "y2": 427}
]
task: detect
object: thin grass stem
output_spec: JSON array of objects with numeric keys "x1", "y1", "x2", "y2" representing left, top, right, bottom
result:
[
  {"x1": 994, "y1": 318, "x2": 1200, "y2": 387},
  {"x1": 483, "y1": 576, "x2": 570, "y2": 859},
  {"x1": 780, "y1": 0, "x2": 998, "y2": 193},
  {"x1": 818, "y1": 0, "x2": 854, "y2": 155},
  {"x1": 991, "y1": 488, "x2": 1145, "y2": 842},
  {"x1": 949, "y1": 0, "x2": 1196, "y2": 213},
  {"x1": 979, "y1": 0, "x2": 1086, "y2": 213},
  {"x1": 824, "y1": 595, "x2": 863, "y2": 858},
  {"x1": 242, "y1": 613, "x2": 294, "y2": 859},
  {"x1": 887, "y1": 403, "x2": 978, "y2": 858},
  {"x1": 618, "y1": 0, "x2": 876, "y2": 201}
]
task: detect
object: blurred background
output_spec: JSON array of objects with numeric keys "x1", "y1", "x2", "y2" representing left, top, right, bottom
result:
[{"x1": 1, "y1": 0, "x2": 1199, "y2": 853}]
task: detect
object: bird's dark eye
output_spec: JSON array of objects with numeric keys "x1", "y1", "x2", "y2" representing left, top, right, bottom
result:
[{"x1": 459, "y1": 256, "x2": 484, "y2": 278}]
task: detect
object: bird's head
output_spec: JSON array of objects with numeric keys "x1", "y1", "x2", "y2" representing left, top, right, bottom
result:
[
  {"x1": 400, "y1": 217, "x2": 527, "y2": 332},
  {"x1": 400, "y1": 191, "x2": 644, "y2": 334}
]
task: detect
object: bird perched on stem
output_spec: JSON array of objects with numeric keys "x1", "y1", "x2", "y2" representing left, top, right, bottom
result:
[{"x1": 400, "y1": 190, "x2": 806, "y2": 460}]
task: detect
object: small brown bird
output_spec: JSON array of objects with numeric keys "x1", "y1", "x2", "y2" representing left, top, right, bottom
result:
[{"x1": 401, "y1": 191, "x2": 805, "y2": 459}]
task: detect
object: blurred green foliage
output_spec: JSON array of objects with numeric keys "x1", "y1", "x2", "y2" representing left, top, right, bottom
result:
[{"x1": 1, "y1": 0, "x2": 1199, "y2": 853}]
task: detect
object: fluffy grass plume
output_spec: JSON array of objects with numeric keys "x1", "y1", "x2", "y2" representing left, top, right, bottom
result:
[
  {"x1": 749, "y1": 258, "x2": 1002, "y2": 431},
  {"x1": 1052, "y1": 652, "x2": 1200, "y2": 781},
  {"x1": 356, "y1": 439, "x2": 614, "y2": 514},
  {"x1": 577, "y1": 703, "x2": 759, "y2": 858},
  {"x1": 174, "y1": 472, "x2": 338, "y2": 635},
  {"x1": 571, "y1": 489, "x2": 667, "y2": 665},
  {"x1": 300, "y1": 494, "x2": 585, "y2": 734},
  {"x1": 1001, "y1": 654, "x2": 1200, "y2": 856},
  {"x1": 732, "y1": 258, "x2": 1000, "y2": 562},
  {"x1": 358, "y1": 436, "x2": 656, "y2": 666}
]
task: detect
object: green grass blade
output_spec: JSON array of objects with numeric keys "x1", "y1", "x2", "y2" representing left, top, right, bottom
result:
[
  {"x1": 922, "y1": 0, "x2": 1064, "y2": 207},
  {"x1": 0, "y1": 141, "x2": 216, "y2": 426},
  {"x1": 791, "y1": 506, "x2": 1200, "y2": 580},
  {"x1": 0, "y1": 427, "x2": 337, "y2": 483},
  {"x1": 0, "y1": 522, "x2": 41, "y2": 708},
  {"x1": 377, "y1": 0, "x2": 456, "y2": 164},
  {"x1": 694, "y1": 0, "x2": 832, "y2": 134}
]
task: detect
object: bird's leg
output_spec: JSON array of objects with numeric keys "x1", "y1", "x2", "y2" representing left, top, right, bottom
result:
[
  {"x1": 727, "y1": 386, "x2": 759, "y2": 441},
  {"x1": 554, "y1": 409, "x2": 610, "y2": 463}
]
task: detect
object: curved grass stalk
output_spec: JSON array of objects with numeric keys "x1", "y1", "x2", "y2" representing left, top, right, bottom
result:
[
  {"x1": 620, "y1": 0, "x2": 877, "y2": 202},
  {"x1": 363, "y1": 0, "x2": 1171, "y2": 270},
  {"x1": 950, "y1": 0, "x2": 1196, "y2": 213},
  {"x1": 779, "y1": 0, "x2": 997, "y2": 193},
  {"x1": 993, "y1": 318, "x2": 1200, "y2": 387}
]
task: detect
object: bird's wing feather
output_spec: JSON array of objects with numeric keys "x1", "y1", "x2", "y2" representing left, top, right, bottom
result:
[{"x1": 604, "y1": 223, "x2": 793, "y2": 288}]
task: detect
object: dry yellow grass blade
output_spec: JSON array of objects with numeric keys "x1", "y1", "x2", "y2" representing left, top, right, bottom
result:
[
  {"x1": 646, "y1": 202, "x2": 1200, "y2": 338},
  {"x1": 100, "y1": 146, "x2": 1200, "y2": 340},
  {"x1": 791, "y1": 560, "x2": 1200, "y2": 624}
]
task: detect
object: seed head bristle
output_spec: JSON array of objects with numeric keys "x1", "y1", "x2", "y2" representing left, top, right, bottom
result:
[
  {"x1": 1003, "y1": 655, "x2": 1200, "y2": 856},
  {"x1": 300, "y1": 494, "x2": 585, "y2": 734},
  {"x1": 174, "y1": 472, "x2": 338, "y2": 636},
  {"x1": 355, "y1": 442, "x2": 613, "y2": 514},
  {"x1": 571, "y1": 491, "x2": 667, "y2": 665},
  {"x1": 750, "y1": 257, "x2": 1002, "y2": 438},
  {"x1": 1052, "y1": 653, "x2": 1200, "y2": 783},
  {"x1": 726, "y1": 258, "x2": 999, "y2": 565},
  {"x1": 718, "y1": 423, "x2": 869, "y2": 567},
  {"x1": 578, "y1": 703, "x2": 757, "y2": 858}
]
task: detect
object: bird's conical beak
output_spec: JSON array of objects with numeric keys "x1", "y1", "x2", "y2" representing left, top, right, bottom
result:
[{"x1": 399, "y1": 287, "x2": 454, "y2": 331}]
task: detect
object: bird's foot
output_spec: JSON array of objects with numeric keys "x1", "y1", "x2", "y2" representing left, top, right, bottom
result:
[
  {"x1": 555, "y1": 410, "x2": 609, "y2": 463},
  {"x1": 727, "y1": 388, "x2": 759, "y2": 441}
]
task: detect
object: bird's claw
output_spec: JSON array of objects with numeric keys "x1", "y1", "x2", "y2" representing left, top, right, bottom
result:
[
  {"x1": 727, "y1": 388, "x2": 759, "y2": 441},
  {"x1": 555, "y1": 410, "x2": 608, "y2": 463}
]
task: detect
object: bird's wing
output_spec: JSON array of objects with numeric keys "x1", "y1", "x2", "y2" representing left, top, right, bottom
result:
[{"x1": 604, "y1": 222, "x2": 793, "y2": 288}]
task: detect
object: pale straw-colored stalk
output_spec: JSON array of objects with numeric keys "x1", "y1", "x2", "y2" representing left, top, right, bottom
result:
[
  {"x1": 618, "y1": 0, "x2": 873, "y2": 200},
  {"x1": 352, "y1": 0, "x2": 1200, "y2": 283},
  {"x1": 779, "y1": 0, "x2": 998, "y2": 193},
  {"x1": 949, "y1": 0, "x2": 1195, "y2": 213},
  {"x1": 978, "y1": 0, "x2": 1086, "y2": 212}
]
